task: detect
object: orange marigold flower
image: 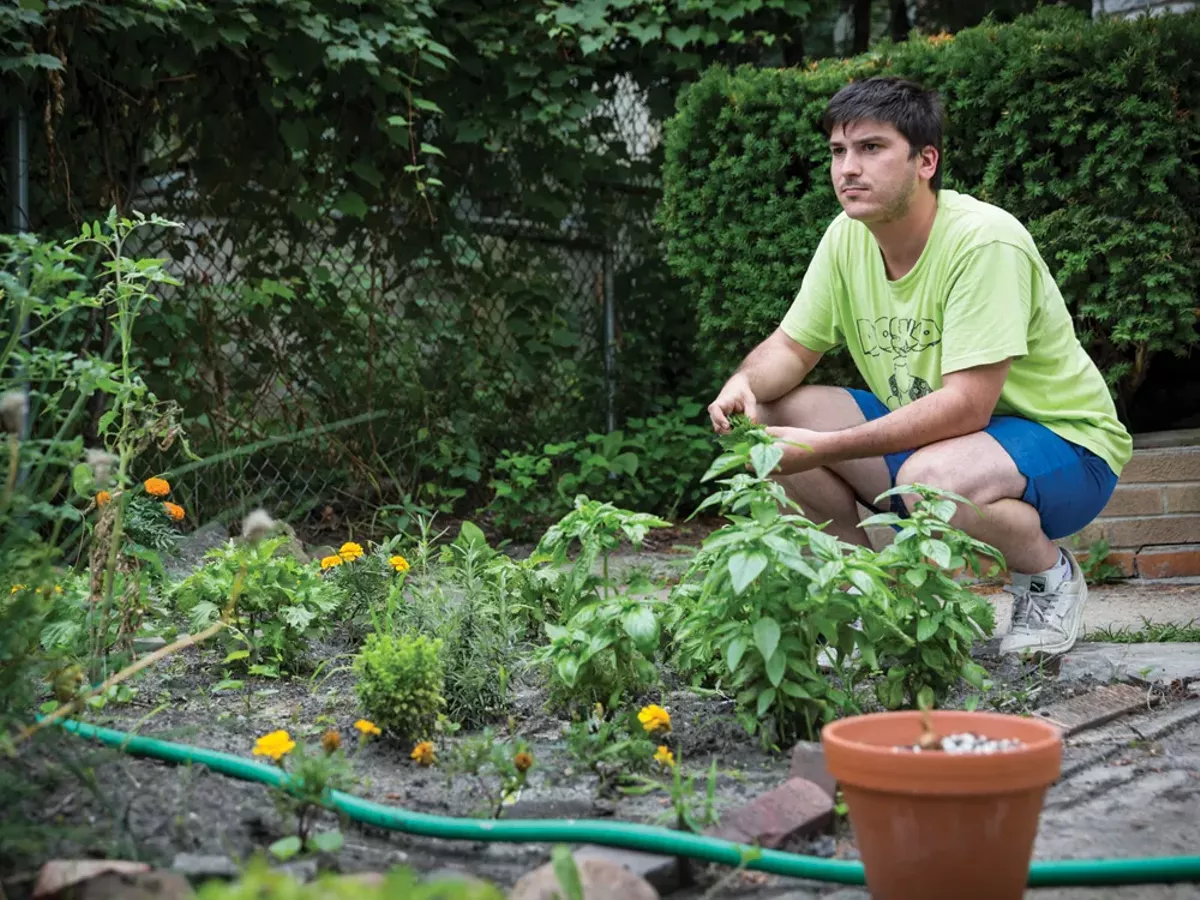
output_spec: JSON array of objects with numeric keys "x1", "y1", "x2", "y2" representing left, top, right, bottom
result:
[
  {"x1": 513, "y1": 751, "x2": 534, "y2": 773},
  {"x1": 410, "y1": 741, "x2": 435, "y2": 766},
  {"x1": 162, "y1": 501, "x2": 185, "y2": 522},
  {"x1": 321, "y1": 729, "x2": 342, "y2": 754},
  {"x1": 354, "y1": 719, "x2": 381, "y2": 737},
  {"x1": 96, "y1": 490, "x2": 112, "y2": 507},
  {"x1": 144, "y1": 477, "x2": 170, "y2": 497}
]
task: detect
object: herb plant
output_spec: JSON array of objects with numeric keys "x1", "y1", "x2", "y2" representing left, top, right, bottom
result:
[{"x1": 352, "y1": 631, "x2": 445, "y2": 741}]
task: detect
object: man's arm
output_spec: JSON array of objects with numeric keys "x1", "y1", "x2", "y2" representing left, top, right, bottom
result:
[
  {"x1": 770, "y1": 358, "x2": 1011, "y2": 467},
  {"x1": 709, "y1": 329, "x2": 824, "y2": 432}
]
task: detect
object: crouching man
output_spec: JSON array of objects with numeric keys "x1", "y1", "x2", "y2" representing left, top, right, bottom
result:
[{"x1": 708, "y1": 76, "x2": 1132, "y2": 657}]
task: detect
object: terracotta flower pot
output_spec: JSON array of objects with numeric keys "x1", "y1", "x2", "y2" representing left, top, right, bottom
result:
[{"x1": 821, "y1": 710, "x2": 1062, "y2": 900}]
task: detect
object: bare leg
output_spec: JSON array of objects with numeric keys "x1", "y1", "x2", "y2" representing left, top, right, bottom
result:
[
  {"x1": 894, "y1": 433, "x2": 1059, "y2": 574},
  {"x1": 758, "y1": 386, "x2": 893, "y2": 547}
]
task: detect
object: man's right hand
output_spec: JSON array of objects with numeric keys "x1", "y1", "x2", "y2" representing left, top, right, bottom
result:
[{"x1": 708, "y1": 373, "x2": 758, "y2": 434}]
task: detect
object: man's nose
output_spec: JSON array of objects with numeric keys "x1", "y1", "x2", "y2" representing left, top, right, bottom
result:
[{"x1": 840, "y1": 151, "x2": 862, "y2": 176}]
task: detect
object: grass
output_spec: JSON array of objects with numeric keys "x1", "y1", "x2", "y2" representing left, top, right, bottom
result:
[{"x1": 1084, "y1": 617, "x2": 1200, "y2": 644}]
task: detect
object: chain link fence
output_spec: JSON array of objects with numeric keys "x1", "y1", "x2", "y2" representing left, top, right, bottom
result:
[{"x1": 5, "y1": 75, "x2": 684, "y2": 541}]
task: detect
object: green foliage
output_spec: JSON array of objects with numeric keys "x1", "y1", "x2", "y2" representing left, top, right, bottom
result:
[
  {"x1": 352, "y1": 631, "x2": 445, "y2": 740},
  {"x1": 264, "y1": 735, "x2": 357, "y2": 857},
  {"x1": 668, "y1": 425, "x2": 999, "y2": 744},
  {"x1": 172, "y1": 536, "x2": 343, "y2": 675},
  {"x1": 563, "y1": 703, "x2": 657, "y2": 788},
  {"x1": 440, "y1": 727, "x2": 535, "y2": 819},
  {"x1": 488, "y1": 397, "x2": 717, "y2": 538},
  {"x1": 121, "y1": 494, "x2": 181, "y2": 555},
  {"x1": 193, "y1": 856, "x2": 503, "y2": 899},
  {"x1": 660, "y1": 7, "x2": 1200, "y2": 410},
  {"x1": 386, "y1": 523, "x2": 529, "y2": 728}
]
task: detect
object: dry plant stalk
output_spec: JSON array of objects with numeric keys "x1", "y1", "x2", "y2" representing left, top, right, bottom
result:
[{"x1": 918, "y1": 703, "x2": 943, "y2": 751}]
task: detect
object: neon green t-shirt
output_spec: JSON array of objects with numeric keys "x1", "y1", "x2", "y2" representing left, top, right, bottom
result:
[{"x1": 779, "y1": 189, "x2": 1132, "y2": 476}]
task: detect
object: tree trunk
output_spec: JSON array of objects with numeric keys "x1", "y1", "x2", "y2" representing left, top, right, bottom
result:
[
  {"x1": 890, "y1": 0, "x2": 911, "y2": 42},
  {"x1": 852, "y1": 0, "x2": 872, "y2": 53}
]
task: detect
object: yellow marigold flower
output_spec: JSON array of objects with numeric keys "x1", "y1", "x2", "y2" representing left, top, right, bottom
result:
[
  {"x1": 96, "y1": 490, "x2": 111, "y2": 507},
  {"x1": 321, "y1": 729, "x2": 342, "y2": 754},
  {"x1": 638, "y1": 704, "x2": 671, "y2": 735},
  {"x1": 389, "y1": 554, "x2": 410, "y2": 573},
  {"x1": 10, "y1": 584, "x2": 25, "y2": 594},
  {"x1": 354, "y1": 719, "x2": 381, "y2": 737},
  {"x1": 252, "y1": 729, "x2": 295, "y2": 762},
  {"x1": 143, "y1": 477, "x2": 170, "y2": 497},
  {"x1": 162, "y1": 501, "x2": 185, "y2": 522},
  {"x1": 338, "y1": 541, "x2": 364, "y2": 562},
  {"x1": 654, "y1": 745, "x2": 675, "y2": 768},
  {"x1": 513, "y1": 751, "x2": 533, "y2": 773},
  {"x1": 320, "y1": 555, "x2": 343, "y2": 570},
  {"x1": 410, "y1": 740, "x2": 435, "y2": 766}
]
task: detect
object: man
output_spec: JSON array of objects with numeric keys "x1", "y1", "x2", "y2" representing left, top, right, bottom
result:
[{"x1": 707, "y1": 76, "x2": 1132, "y2": 657}]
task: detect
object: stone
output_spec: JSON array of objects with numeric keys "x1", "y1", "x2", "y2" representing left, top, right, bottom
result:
[
  {"x1": 133, "y1": 636, "x2": 168, "y2": 654},
  {"x1": 502, "y1": 796, "x2": 597, "y2": 820},
  {"x1": 36, "y1": 868, "x2": 194, "y2": 900},
  {"x1": 1057, "y1": 643, "x2": 1200, "y2": 685},
  {"x1": 277, "y1": 859, "x2": 319, "y2": 884},
  {"x1": 705, "y1": 778, "x2": 833, "y2": 850},
  {"x1": 34, "y1": 861, "x2": 151, "y2": 896},
  {"x1": 510, "y1": 855, "x2": 658, "y2": 900},
  {"x1": 1031, "y1": 683, "x2": 1156, "y2": 736},
  {"x1": 823, "y1": 891, "x2": 872, "y2": 900},
  {"x1": 787, "y1": 741, "x2": 836, "y2": 799},
  {"x1": 422, "y1": 868, "x2": 491, "y2": 889},
  {"x1": 169, "y1": 853, "x2": 239, "y2": 882},
  {"x1": 568, "y1": 846, "x2": 679, "y2": 893}
]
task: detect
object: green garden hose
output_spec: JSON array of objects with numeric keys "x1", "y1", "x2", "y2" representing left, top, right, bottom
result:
[{"x1": 52, "y1": 717, "x2": 1200, "y2": 888}]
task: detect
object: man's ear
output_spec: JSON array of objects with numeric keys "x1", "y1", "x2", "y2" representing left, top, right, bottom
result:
[{"x1": 919, "y1": 145, "x2": 939, "y2": 183}]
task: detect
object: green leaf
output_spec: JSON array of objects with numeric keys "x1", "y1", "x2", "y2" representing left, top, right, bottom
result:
[
  {"x1": 728, "y1": 552, "x2": 767, "y2": 594},
  {"x1": 621, "y1": 606, "x2": 659, "y2": 648},
  {"x1": 779, "y1": 679, "x2": 808, "y2": 699},
  {"x1": 334, "y1": 191, "x2": 368, "y2": 218},
  {"x1": 551, "y1": 845, "x2": 585, "y2": 900},
  {"x1": 224, "y1": 649, "x2": 250, "y2": 663},
  {"x1": 419, "y1": 142, "x2": 445, "y2": 157},
  {"x1": 556, "y1": 655, "x2": 580, "y2": 687},
  {"x1": 310, "y1": 830, "x2": 344, "y2": 853},
  {"x1": 917, "y1": 685, "x2": 935, "y2": 711},
  {"x1": 920, "y1": 539, "x2": 952, "y2": 569},
  {"x1": 752, "y1": 616, "x2": 780, "y2": 663},
  {"x1": 765, "y1": 648, "x2": 786, "y2": 687},
  {"x1": 750, "y1": 442, "x2": 783, "y2": 478},
  {"x1": 269, "y1": 836, "x2": 302, "y2": 860},
  {"x1": 280, "y1": 120, "x2": 308, "y2": 151},
  {"x1": 412, "y1": 97, "x2": 443, "y2": 114},
  {"x1": 725, "y1": 635, "x2": 748, "y2": 673},
  {"x1": 916, "y1": 617, "x2": 939, "y2": 642},
  {"x1": 756, "y1": 687, "x2": 776, "y2": 717},
  {"x1": 905, "y1": 567, "x2": 929, "y2": 588}
]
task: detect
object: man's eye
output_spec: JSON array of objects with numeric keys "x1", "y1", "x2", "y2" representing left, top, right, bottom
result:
[{"x1": 863, "y1": 143, "x2": 878, "y2": 151}]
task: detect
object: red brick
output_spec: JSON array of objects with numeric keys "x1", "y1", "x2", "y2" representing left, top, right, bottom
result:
[
  {"x1": 1099, "y1": 486, "x2": 1163, "y2": 518},
  {"x1": 705, "y1": 778, "x2": 833, "y2": 849},
  {"x1": 1165, "y1": 485, "x2": 1200, "y2": 514},
  {"x1": 1135, "y1": 545, "x2": 1200, "y2": 579},
  {"x1": 1119, "y1": 447, "x2": 1200, "y2": 483},
  {"x1": 1103, "y1": 516, "x2": 1200, "y2": 548},
  {"x1": 788, "y1": 742, "x2": 836, "y2": 799},
  {"x1": 1077, "y1": 548, "x2": 1136, "y2": 577}
]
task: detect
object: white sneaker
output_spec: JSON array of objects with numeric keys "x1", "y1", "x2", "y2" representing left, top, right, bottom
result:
[{"x1": 999, "y1": 548, "x2": 1088, "y2": 657}]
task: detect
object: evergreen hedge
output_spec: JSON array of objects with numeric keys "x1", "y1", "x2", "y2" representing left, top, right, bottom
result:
[{"x1": 659, "y1": 7, "x2": 1200, "y2": 413}]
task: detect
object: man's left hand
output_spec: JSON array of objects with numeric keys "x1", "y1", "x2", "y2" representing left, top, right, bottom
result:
[{"x1": 763, "y1": 426, "x2": 838, "y2": 474}]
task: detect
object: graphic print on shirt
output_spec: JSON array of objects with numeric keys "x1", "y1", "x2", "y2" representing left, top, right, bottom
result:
[{"x1": 856, "y1": 317, "x2": 943, "y2": 409}]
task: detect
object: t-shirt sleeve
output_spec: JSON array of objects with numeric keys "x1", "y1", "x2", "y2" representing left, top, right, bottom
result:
[
  {"x1": 779, "y1": 223, "x2": 842, "y2": 353},
  {"x1": 940, "y1": 241, "x2": 1032, "y2": 375}
]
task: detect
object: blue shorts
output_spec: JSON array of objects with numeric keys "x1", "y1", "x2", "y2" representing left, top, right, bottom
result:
[{"x1": 847, "y1": 388, "x2": 1119, "y2": 541}]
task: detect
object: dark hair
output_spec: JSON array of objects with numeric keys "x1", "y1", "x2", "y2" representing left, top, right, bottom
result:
[{"x1": 821, "y1": 77, "x2": 945, "y2": 191}]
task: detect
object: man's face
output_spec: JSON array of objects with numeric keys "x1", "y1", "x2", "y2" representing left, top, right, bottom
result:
[{"x1": 828, "y1": 119, "x2": 934, "y2": 224}]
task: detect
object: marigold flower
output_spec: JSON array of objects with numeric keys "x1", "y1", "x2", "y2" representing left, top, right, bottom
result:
[
  {"x1": 10, "y1": 584, "x2": 25, "y2": 594},
  {"x1": 338, "y1": 541, "x2": 364, "y2": 562},
  {"x1": 253, "y1": 729, "x2": 295, "y2": 762},
  {"x1": 654, "y1": 745, "x2": 675, "y2": 768},
  {"x1": 321, "y1": 729, "x2": 342, "y2": 754},
  {"x1": 96, "y1": 490, "x2": 111, "y2": 507},
  {"x1": 354, "y1": 719, "x2": 381, "y2": 737},
  {"x1": 513, "y1": 751, "x2": 533, "y2": 773},
  {"x1": 320, "y1": 555, "x2": 343, "y2": 570},
  {"x1": 389, "y1": 554, "x2": 410, "y2": 573},
  {"x1": 410, "y1": 740, "x2": 435, "y2": 766},
  {"x1": 162, "y1": 501, "x2": 185, "y2": 522},
  {"x1": 638, "y1": 704, "x2": 671, "y2": 735},
  {"x1": 143, "y1": 476, "x2": 170, "y2": 497}
]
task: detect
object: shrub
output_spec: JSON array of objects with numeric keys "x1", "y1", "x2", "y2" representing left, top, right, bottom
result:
[
  {"x1": 172, "y1": 536, "x2": 343, "y2": 676},
  {"x1": 660, "y1": 6, "x2": 1200, "y2": 410},
  {"x1": 353, "y1": 631, "x2": 445, "y2": 740}
]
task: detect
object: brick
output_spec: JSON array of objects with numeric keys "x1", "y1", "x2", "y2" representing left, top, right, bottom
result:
[
  {"x1": 788, "y1": 741, "x2": 836, "y2": 799},
  {"x1": 1165, "y1": 485, "x2": 1200, "y2": 514},
  {"x1": 1136, "y1": 545, "x2": 1200, "y2": 579},
  {"x1": 1118, "y1": 447, "x2": 1200, "y2": 483},
  {"x1": 1031, "y1": 683, "x2": 1152, "y2": 736},
  {"x1": 1099, "y1": 485, "x2": 1163, "y2": 518},
  {"x1": 705, "y1": 778, "x2": 833, "y2": 849},
  {"x1": 1076, "y1": 548, "x2": 1136, "y2": 577},
  {"x1": 1103, "y1": 516, "x2": 1200, "y2": 549}
]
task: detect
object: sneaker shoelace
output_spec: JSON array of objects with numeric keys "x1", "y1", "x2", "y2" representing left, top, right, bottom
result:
[{"x1": 1004, "y1": 585, "x2": 1053, "y2": 631}]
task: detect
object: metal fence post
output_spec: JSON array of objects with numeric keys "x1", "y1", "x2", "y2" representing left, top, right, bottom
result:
[{"x1": 603, "y1": 239, "x2": 616, "y2": 434}]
